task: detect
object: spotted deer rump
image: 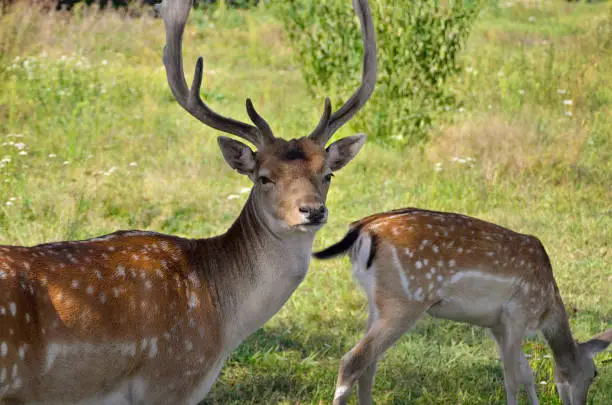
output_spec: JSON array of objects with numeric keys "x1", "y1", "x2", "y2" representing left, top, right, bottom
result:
[{"x1": 0, "y1": 231, "x2": 222, "y2": 403}]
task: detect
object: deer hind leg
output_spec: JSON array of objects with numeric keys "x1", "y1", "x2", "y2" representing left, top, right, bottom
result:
[
  {"x1": 490, "y1": 313, "x2": 535, "y2": 405},
  {"x1": 356, "y1": 301, "x2": 379, "y2": 405},
  {"x1": 333, "y1": 301, "x2": 426, "y2": 405}
]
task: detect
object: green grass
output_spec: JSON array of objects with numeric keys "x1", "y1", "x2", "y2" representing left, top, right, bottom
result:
[{"x1": 1, "y1": 1, "x2": 611, "y2": 404}]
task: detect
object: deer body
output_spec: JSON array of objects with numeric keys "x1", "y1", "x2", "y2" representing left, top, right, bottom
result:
[
  {"x1": 314, "y1": 208, "x2": 611, "y2": 405},
  {"x1": 0, "y1": 197, "x2": 315, "y2": 405},
  {"x1": 0, "y1": 0, "x2": 378, "y2": 402}
]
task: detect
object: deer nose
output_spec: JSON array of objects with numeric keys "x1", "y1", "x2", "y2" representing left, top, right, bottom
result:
[{"x1": 299, "y1": 202, "x2": 327, "y2": 222}]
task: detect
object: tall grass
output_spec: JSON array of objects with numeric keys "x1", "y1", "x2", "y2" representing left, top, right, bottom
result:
[{"x1": 0, "y1": 1, "x2": 610, "y2": 404}]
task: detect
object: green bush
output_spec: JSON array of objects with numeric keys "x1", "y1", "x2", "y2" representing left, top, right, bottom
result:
[{"x1": 280, "y1": 0, "x2": 481, "y2": 145}]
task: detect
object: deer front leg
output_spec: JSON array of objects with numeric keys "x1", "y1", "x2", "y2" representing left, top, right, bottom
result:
[
  {"x1": 490, "y1": 320, "x2": 530, "y2": 405},
  {"x1": 333, "y1": 303, "x2": 425, "y2": 405},
  {"x1": 519, "y1": 351, "x2": 539, "y2": 405}
]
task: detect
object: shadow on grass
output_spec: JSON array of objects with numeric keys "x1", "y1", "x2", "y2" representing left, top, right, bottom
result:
[
  {"x1": 201, "y1": 323, "x2": 506, "y2": 405},
  {"x1": 202, "y1": 308, "x2": 611, "y2": 404}
]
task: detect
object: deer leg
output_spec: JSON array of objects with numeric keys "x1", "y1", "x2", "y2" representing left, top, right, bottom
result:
[
  {"x1": 519, "y1": 351, "x2": 539, "y2": 405},
  {"x1": 356, "y1": 302, "x2": 379, "y2": 405},
  {"x1": 333, "y1": 303, "x2": 425, "y2": 405},
  {"x1": 490, "y1": 320, "x2": 529, "y2": 405}
]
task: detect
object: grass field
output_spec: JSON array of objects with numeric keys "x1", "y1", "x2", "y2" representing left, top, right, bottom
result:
[{"x1": 0, "y1": 0, "x2": 611, "y2": 403}]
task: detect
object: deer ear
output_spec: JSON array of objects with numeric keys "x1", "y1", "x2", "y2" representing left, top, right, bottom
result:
[
  {"x1": 218, "y1": 136, "x2": 256, "y2": 175},
  {"x1": 580, "y1": 329, "x2": 612, "y2": 359},
  {"x1": 326, "y1": 133, "x2": 367, "y2": 172}
]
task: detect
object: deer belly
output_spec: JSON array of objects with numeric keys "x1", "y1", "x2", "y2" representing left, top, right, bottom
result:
[
  {"x1": 35, "y1": 342, "x2": 141, "y2": 403},
  {"x1": 427, "y1": 270, "x2": 519, "y2": 327}
]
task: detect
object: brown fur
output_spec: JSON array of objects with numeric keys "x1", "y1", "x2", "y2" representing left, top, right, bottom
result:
[{"x1": 0, "y1": 232, "x2": 224, "y2": 403}]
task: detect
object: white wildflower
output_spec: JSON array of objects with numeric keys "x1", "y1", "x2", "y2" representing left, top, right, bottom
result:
[
  {"x1": 227, "y1": 194, "x2": 240, "y2": 200},
  {"x1": 563, "y1": 99, "x2": 573, "y2": 105}
]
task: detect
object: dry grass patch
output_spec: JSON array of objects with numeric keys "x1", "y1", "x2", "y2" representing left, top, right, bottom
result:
[{"x1": 429, "y1": 113, "x2": 587, "y2": 181}]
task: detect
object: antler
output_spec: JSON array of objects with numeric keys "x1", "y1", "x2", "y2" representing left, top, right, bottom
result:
[
  {"x1": 158, "y1": 0, "x2": 275, "y2": 149},
  {"x1": 309, "y1": 0, "x2": 378, "y2": 146}
]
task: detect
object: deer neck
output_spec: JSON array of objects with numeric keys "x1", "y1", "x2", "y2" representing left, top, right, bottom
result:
[
  {"x1": 193, "y1": 193, "x2": 315, "y2": 352},
  {"x1": 542, "y1": 294, "x2": 580, "y2": 373}
]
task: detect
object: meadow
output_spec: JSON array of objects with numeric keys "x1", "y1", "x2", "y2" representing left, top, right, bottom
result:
[{"x1": 0, "y1": 0, "x2": 610, "y2": 403}]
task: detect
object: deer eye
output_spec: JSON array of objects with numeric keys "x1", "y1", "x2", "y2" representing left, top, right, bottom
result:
[
  {"x1": 324, "y1": 173, "x2": 334, "y2": 183},
  {"x1": 258, "y1": 176, "x2": 274, "y2": 185},
  {"x1": 594, "y1": 369, "x2": 598, "y2": 379}
]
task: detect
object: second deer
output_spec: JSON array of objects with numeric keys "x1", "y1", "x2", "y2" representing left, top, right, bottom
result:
[{"x1": 315, "y1": 208, "x2": 610, "y2": 405}]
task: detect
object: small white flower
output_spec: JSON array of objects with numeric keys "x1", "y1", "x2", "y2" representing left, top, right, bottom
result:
[
  {"x1": 63, "y1": 161, "x2": 70, "y2": 165},
  {"x1": 528, "y1": 16, "x2": 536, "y2": 23},
  {"x1": 557, "y1": 89, "x2": 567, "y2": 94},
  {"x1": 227, "y1": 194, "x2": 239, "y2": 200},
  {"x1": 239, "y1": 187, "x2": 250, "y2": 194},
  {"x1": 497, "y1": 71, "x2": 504, "y2": 77},
  {"x1": 18, "y1": 151, "x2": 28, "y2": 156},
  {"x1": 6, "y1": 201, "x2": 13, "y2": 206},
  {"x1": 9, "y1": 197, "x2": 16, "y2": 201},
  {"x1": 540, "y1": 381, "x2": 548, "y2": 385},
  {"x1": 563, "y1": 99, "x2": 573, "y2": 105},
  {"x1": 48, "y1": 153, "x2": 57, "y2": 158},
  {"x1": 458, "y1": 107, "x2": 465, "y2": 113},
  {"x1": 14, "y1": 142, "x2": 26, "y2": 150},
  {"x1": 518, "y1": 89, "x2": 525, "y2": 95},
  {"x1": 129, "y1": 162, "x2": 138, "y2": 167},
  {"x1": 102, "y1": 60, "x2": 108, "y2": 65},
  {"x1": 465, "y1": 67, "x2": 473, "y2": 73},
  {"x1": 564, "y1": 111, "x2": 573, "y2": 117}
]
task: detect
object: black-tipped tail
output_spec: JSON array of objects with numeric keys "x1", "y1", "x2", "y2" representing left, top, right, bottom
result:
[{"x1": 313, "y1": 227, "x2": 361, "y2": 260}]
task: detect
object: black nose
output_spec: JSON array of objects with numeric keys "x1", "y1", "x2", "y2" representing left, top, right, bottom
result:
[{"x1": 299, "y1": 203, "x2": 327, "y2": 222}]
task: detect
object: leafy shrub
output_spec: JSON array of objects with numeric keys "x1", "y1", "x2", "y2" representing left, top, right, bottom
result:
[{"x1": 280, "y1": 0, "x2": 481, "y2": 145}]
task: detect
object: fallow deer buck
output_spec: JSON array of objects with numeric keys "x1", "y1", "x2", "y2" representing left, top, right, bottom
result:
[
  {"x1": 314, "y1": 208, "x2": 611, "y2": 405},
  {"x1": 0, "y1": 0, "x2": 376, "y2": 403}
]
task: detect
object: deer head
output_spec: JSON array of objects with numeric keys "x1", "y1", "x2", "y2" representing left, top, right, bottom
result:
[
  {"x1": 158, "y1": 0, "x2": 376, "y2": 235},
  {"x1": 555, "y1": 329, "x2": 611, "y2": 405}
]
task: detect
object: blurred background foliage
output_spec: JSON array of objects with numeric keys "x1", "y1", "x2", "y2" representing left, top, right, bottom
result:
[{"x1": 279, "y1": 0, "x2": 481, "y2": 145}]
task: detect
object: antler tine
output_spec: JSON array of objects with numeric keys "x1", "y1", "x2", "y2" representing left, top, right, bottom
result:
[
  {"x1": 311, "y1": 0, "x2": 377, "y2": 146},
  {"x1": 308, "y1": 97, "x2": 332, "y2": 142},
  {"x1": 246, "y1": 99, "x2": 275, "y2": 141},
  {"x1": 159, "y1": 0, "x2": 271, "y2": 149}
]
